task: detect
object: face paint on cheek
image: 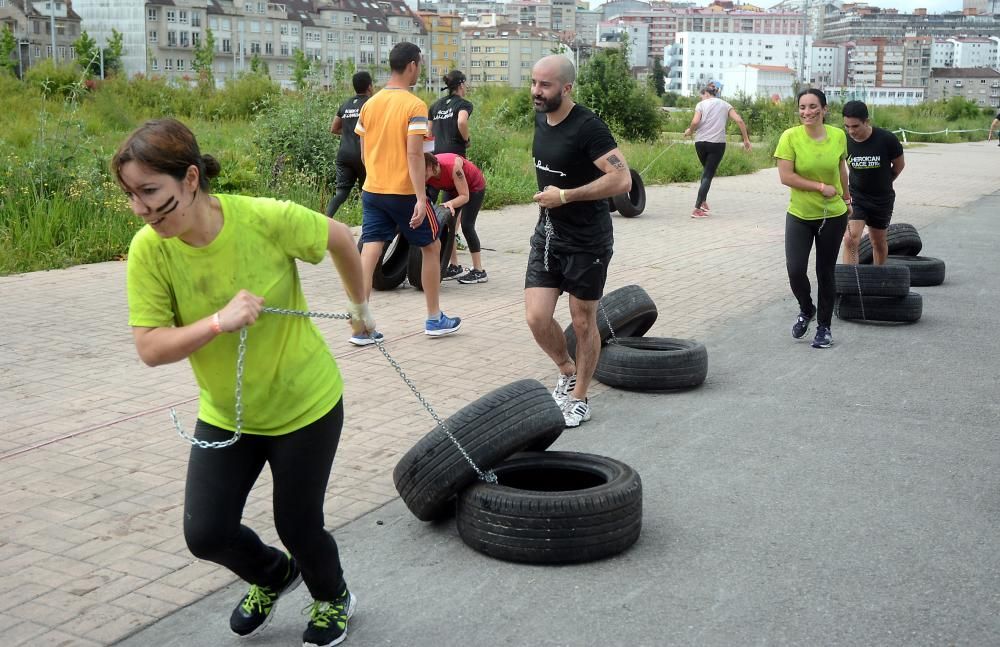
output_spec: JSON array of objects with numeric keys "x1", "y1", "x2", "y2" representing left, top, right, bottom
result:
[{"x1": 155, "y1": 195, "x2": 179, "y2": 215}]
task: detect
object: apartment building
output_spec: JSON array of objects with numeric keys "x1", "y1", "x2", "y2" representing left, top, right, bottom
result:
[
  {"x1": 666, "y1": 30, "x2": 811, "y2": 95},
  {"x1": 847, "y1": 38, "x2": 904, "y2": 88},
  {"x1": 824, "y1": 85, "x2": 925, "y2": 106},
  {"x1": 927, "y1": 66, "x2": 1000, "y2": 107},
  {"x1": 903, "y1": 35, "x2": 932, "y2": 88},
  {"x1": 719, "y1": 63, "x2": 797, "y2": 100},
  {"x1": 461, "y1": 22, "x2": 563, "y2": 88},
  {"x1": 597, "y1": 20, "x2": 648, "y2": 68},
  {"x1": 822, "y1": 6, "x2": 1000, "y2": 44},
  {"x1": 418, "y1": 11, "x2": 461, "y2": 82},
  {"x1": 143, "y1": 0, "x2": 427, "y2": 88},
  {"x1": 0, "y1": 0, "x2": 82, "y2": 76},
  {"x1": 71, "y1": 0, "x2": 146, "y2": 77},
  {"x1": 810, "y1": 39, "x2": 844, "y2": 87}
]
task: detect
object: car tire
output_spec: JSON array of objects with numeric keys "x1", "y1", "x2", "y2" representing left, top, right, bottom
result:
[
  {"x1": 834, "y1": 263, "x2": 911, "y2": 297},
  {"x1": 857, "y1": 223, "x2": 922, "y2": 264},
  {"x1": 359, "y1": 232, "x2": 410, "y2": 292},
  {"x1": 564, "y1": 285, "x2": 658, "y2": 360},
  {"x1": 594, "y1": 337, "x2": 708, "y2": 391},
  {"x1": 885, "y1": 255, "x2": 945, "y2": 287},
  {"x1": 612, "y1": 169, "x2": 646, "y2": 218},
  {"x1": 835, "y1": 292, "x2": 923, "y2": 323},
  {"x1": 407, "y1": 204, "x2": 455, "y2": 292}
]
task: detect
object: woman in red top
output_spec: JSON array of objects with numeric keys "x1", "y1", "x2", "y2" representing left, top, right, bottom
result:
[{"x1": 425, "y1": 153, "x2": 488, "y2": 284}]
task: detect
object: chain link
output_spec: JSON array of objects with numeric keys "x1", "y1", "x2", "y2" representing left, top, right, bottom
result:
[
  {"x1": 169, "y1": 307, "x2": 497, "y2": 482},
  {"x1": 600, "y1": 300, "x2": 618, "y2": 345},
  {"x1": 542, "y1": 208, "x2": 554, "y2": 272}
]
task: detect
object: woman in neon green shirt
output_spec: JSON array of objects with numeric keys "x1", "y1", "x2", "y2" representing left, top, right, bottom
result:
[
  {"x1": 774, "y1": 89, "x2": 852, "y2": 349},
  {"x1": 114, "y1": 118, "x2": 373, "y2": 646}
]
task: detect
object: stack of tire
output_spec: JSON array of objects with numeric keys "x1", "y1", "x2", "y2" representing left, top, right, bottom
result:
[
  {"x1": 835, "y1": 223, "x2": 945, "y2": 323},
  {"x1": 564, "y1": 285, "x2": 709, "y2": 391},
  {"x1": 361, "y1": 202, "x2": 455, "y2": 292},
  {"x1": 392, "y1": 380, "x2": 642, "y2": 565}
]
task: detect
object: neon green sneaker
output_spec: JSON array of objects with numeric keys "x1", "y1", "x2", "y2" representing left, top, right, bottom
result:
[
  {"x1": 229, "y1": 555, "x2": 302, "y2": 637},
  {"x1": 302, "y1": 587, "x2": 357, "y2": 647}
]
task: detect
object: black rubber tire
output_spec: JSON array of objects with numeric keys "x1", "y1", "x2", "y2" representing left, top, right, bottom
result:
[
  {"x1": 857, "y1": 223, "x2": 922, "y2": 264},
  {"x1": 358, "y1": 233, "x2": 410, "y2": 291},
  {"x1": 607, "y1": 197, "x2": 617, "y2": 214},
  {"x1": 885, "y1": 255, "x2": 945, "y2": 287},
  {"x1": 836, "y1": 292, "x2": 923, "y2": 323},
  {"x1": 594, "y1": 337, "x2": 708, "y2": 391},
  {"x1": 392, "y1": 379, "x2": 566, "y2": 522},
  {"x1": 456, "y1": 451, "x2": 643, "y2": 564},
  {"x1": 407, "y1": 204, "x2": 455, "y2": 292},
  {"x1": 564, "y1": 285, "x2": 658, "y2": 360},
  {"x1": 612, "y1": 169, "x2": 646, "y2": 218},
  {"x1": 834, "y1": 263, "x2": 910, "y2": 297}
]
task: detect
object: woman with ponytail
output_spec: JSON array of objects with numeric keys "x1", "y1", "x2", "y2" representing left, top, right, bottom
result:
[
  {"x1": 429, "y1": 69, "x2": 473, "y2": 157},
  {"x1": 113, "y1": 118, "x2": 373, "y2": 646}
]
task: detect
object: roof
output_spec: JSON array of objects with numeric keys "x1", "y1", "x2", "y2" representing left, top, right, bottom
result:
[
  {"x1": 13, "y1": 0, "x2": 81, "y2": 21},
  {"x1": 930, "y1": 67, "x2": 1000, "y2": 78}
]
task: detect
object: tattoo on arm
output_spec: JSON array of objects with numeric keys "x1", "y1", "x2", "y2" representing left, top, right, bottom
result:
[
  {"x1": 607, "y1": 154, "x2": 626, "y2": 171},
  {"x1": 455, "y1": 170, "x2": 464, "y2": 179}
]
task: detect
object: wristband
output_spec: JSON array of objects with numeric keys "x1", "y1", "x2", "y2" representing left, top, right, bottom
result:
[
  {"x1": 818, "y1": 182, "x2": 826, "y2": 193},
  {"x1": 559, "y1": 189, "x2": 567, "y2": 205},
  {"x1": 210, "y1": 312, "x2": 223, "y2": 335},
  {"x1": 843, "y1": 196, "x2": 852, "y2": 204},
  {"x1": 347, "y1": 301, "x2": 375, "y2": 329}
]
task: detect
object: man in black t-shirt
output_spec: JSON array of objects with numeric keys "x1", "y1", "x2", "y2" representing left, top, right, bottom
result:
[
  {"x1": 526, "y1": 55, "x2": 632, "y2": 428},
  {"x1": 326, "y1": 71, "x2": 374, "y2": 218},
  {"x1": 841, "y1": 100, "x2": 905, "y2": 265}
]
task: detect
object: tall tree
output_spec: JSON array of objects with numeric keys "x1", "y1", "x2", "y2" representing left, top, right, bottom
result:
[
  {"x1": 0, "y1": 25, "x2": 17, "y2": 77},
  {"x1": 650, "y1": 57, "x2": 665, "y2": 97},
  {"x1": 192, "y1": 27, "x2": 216, "y2": 88},
  {"x1": 576, "y1": 44, "x2": 662, "y2": 142},
  {"x1": 103, "y1": 28, "x2": 123, "y2": 76},
  {"x1": 291, "y1": 48, "x2": 312, "y2": 91},
  {"x1": 73, "y1": 30, "x2": 100, "y2": 76}
]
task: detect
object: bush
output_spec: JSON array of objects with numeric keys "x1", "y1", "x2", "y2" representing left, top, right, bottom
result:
[
  {"x1": 576, "y1": 47, "x2": 663, "y2": 142},
  {"x1": 204, "y1": 72, "x2": 280, "y2": 120},
  {"x1": 252, "y1": 92, "x2": 340, "y2": 196},
  {"x1": 24, "y1": 59, "x2": 84, "y2": 99}
]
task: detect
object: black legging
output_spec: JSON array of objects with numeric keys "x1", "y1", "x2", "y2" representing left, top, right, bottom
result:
[
  {"x1": 695, "y1": 141, "x2": 727, "y2": 208},
  {"x1": 785, "y1": 212, "x2": 848, "y2": 328},
  {"x1": 326, "y1": 160, "x2": 366, "y2": 218},
  {"x1": 184, "y1": 400, "x2": 346, "y2": 601},
  {"x1": 445, "y1": 189, "x2": 486, "y2": 253}
]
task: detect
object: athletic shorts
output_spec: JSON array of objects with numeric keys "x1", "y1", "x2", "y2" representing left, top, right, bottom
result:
[
  {"x1": 524, "y1": 243, "x2": 612, "y2": 301},
  {"x1": 849, "y1": 201, "x2": 892, "y2": 230},
  {"x1": 335, "y1": 159, "x2": 365, "y2": 191},
  {"x1": 360, "y1": 191, "x2": 441, "y2": 248}
]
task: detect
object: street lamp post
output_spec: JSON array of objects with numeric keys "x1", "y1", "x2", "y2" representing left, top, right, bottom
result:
[{"x1": 49, "y1": 0, "x2": 56, "y2": 62}]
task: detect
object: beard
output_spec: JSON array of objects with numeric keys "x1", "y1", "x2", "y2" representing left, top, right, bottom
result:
[{"x1": 533, "y1": 92, "x2": 562, "y2": 113}]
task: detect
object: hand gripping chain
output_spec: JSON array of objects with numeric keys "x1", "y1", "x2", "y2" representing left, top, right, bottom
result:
[{"x1": 170, "y1": 306, "x2": 498, "y2": 484}]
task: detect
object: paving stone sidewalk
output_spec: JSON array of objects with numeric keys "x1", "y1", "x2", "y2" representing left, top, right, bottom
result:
[{"x1": 0, "y1": 142, "x2": 994, "y2": 645}]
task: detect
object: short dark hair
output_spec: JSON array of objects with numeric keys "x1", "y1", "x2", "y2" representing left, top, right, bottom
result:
[
  {"x1": 842, "y1": 100, "x2": 869, "y2": 121},
  {"x1": 796, "y1": 88, "x2": 828, "y2": 107},
  {"x1": 352, "y1": 71, "x2": 373, "y2": 94},
  {"x1": 389, "y1": 41, "x2": 421, "y2": 73},
  {"x1": 112, "y1": 118, "x2": 221, "y2": 191}
]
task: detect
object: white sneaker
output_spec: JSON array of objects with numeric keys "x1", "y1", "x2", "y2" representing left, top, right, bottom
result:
[
  {"x1": 552, "y1": 373, "x2": 577, "y2": 405},
  {"x1": 561, "y1": 398, "x2": 591, "y2": 428}
]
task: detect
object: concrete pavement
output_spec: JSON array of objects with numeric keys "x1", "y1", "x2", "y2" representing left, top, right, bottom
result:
[{"x1": 0, "y1": 141, "x2": 997, "y2": 645}]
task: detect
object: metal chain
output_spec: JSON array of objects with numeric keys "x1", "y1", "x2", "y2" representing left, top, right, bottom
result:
[
  {"x1": 600, "y1": 300, "x2": 618, "y2": 345},
  {"x1": 169, "y1": 307, "x2": 497, "y2": 483},
  {"x1": 542, "y1": 207, "x2": 554, "y2": 272}
]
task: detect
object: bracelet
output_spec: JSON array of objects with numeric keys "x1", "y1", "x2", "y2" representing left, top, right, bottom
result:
[
  {"x1": 843, "y1": 196, "x2": 852, "y2": 204},
  {"x1": 559, "y1": 189, "x2": 567, "y2": 205},
  {"x1": 818, "y1": 182, "x2": 826, "y2": 193},
  {"x1": 210, "y1": 312, "x2": 223, "y2": 335}
]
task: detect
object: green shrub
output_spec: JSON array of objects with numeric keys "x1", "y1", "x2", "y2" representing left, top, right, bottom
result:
[
  {"x1": 252, "y1": 92, "x2": 340, "y2": 194},
  {"x1": 24, "y1": 59, "x2": 85, "y2": 99},
  {"x1": 576, "y1": 47, "x2": 663, "y2": 142},
  {"x1": 204, "y1": 72, "x2": 280, "y2": 120}
]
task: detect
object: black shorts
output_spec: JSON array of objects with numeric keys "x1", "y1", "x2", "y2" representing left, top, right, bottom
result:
[
  {"x1": 524, "y1": 243, "x2": 612, "y2": 301},
  {"x1": 849, "y1": 201, "x2": 892, "y2": 230},
  {"x1": 335, "y1": 159, "x2": 365, "y2": 191}
]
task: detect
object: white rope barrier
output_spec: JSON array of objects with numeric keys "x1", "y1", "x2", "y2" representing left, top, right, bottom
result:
[{"x1": 890, "y1": 127, "x2": 991, "y2": 144}]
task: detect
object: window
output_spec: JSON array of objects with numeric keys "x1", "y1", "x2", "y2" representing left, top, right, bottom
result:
[
  {"x1": 222, "y1": 19, "x2": 231, "y2": 31},
  {"x1": 148, "y1": 8, "x2": 157, "y2": 21},
  {"x1": 192, "y1": 32, "x2": 200, "y2": 47},
  {"x1": 291, "y1": 25, "x2": 299, "y2": 35},
  {"x1": 167, "y1": 10, "x2": 176, "y2": 23},
  {"x1": 222, "y1": 38, "x2": 232, "y2": 53},
  {"x1": 251, "y1": 21, "x2": 260, "y2": 33},
  {"x1": 149, "y1": 30, "x2": 158, "y2": 43},
  {"x1": 250, "y1": 41, "x2": 261, "y2": 54},
  {"x1": 265, "y1": 42, "x2": 273, "y2": 55},
  {"x1": 192, "y1": 13, "x2": 200, "y2": 27},
  {"x1": 179, "y1": 10, "x2": 188, "y2": 24},
  {"x1": 177, "y1": 59, "x2": 185, "y2": 71},
  {"x1": 343, "y1": 16, "x2": 351, "y2": 25},
  {"x1": 277, "y1": 63, "x2": 284, "y2": 74},
  {"x1": 281, "y1": 43, "x2": 289, "y2": 56},
  {"x1": 165, "y1": 58, "x2": 174, "y2": 71},
  {"x1": 168, "y1": 31, "x2": 177, "y2": 46},
  {"x1": 210, "y1": 18, "x2": 218, "y2": 30},
  {"x1": 329, "y1": 32, "x2": 338, "y2": 42},
  {"x1": 151, "y1": 57, "x2": 159, "y2": 71},
  {"x1": 471, "y1": 60, "x2": 481, "y2": 67},
  {"x1": 180, "y1": 31, "x2": 189, "y2": 47},
  {"x1": 265, "y1": 22, "x2": 272, "y2": 33},
  {"x1": 280, "y1": 24, "x2": 288, "y2": 35}
]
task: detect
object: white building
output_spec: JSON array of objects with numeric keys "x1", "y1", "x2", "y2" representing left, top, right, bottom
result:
[
  {"x1": 951, "y1": 36, "x2": 1000, "y2": 68},
  {"x1": 665, "y1": 31, "x2": 812, "y2": 95},
  {"x1": 825, "y1": 85, "x2": 926, "y2": 107},
  {"x1": 930, "y1": 38, "x2": 955, "y2": 68},
  {"x1": 71, "y1": 0, "x2": 147, "y2": 77},
  {"x1": 597, "y1": 20, "x2": 649, "y2": 69},
  {"x1": 809, "y1": 40, "x2": 845, "y2": 88},
  {"x1": 719, "y1": 64, "x2": 797, "y2": 101}
]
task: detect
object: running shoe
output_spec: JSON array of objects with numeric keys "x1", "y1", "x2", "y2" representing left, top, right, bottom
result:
[
  {"x1": 457, "y1": 268, "x2": 488, "y2": 284},
  {"x1": 442, "y1": 264, "x2": 466, "y2": 280},
  {"x1": 425, "y1": 311, "x2": 462, "y2": 337},
  {"x1": 691, "y1": 208, "x2": 709, "y2": 219},
  {"x1": 302, "y1": 587, "x2": 357, "y2": 647},
  {"x1": 811, "y1": 326, "x2": 833, "y2": 349},
  {"x1": 791, "y1": 311, "x2": 815, "y2": 339},
  {"x1": 552, "y1": 372, "x2": 577, "y2": 405},
  {"x1": 700, "y1": 202, "x2": 712, "y2": 213},
  {"x1": 561, "y1": 397, "x2": 591, "y2": 428},
  {"x1": 348, "y1": 331, "x2": 384, "y2": 347},
  {"x1": 229, "y1": 554, "x2": 302, "y2": 637}
]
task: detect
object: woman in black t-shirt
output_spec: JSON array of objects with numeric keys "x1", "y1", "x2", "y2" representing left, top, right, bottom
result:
[{"x1": 429, "y1": 70, "x2": 473, "y2": 157}]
